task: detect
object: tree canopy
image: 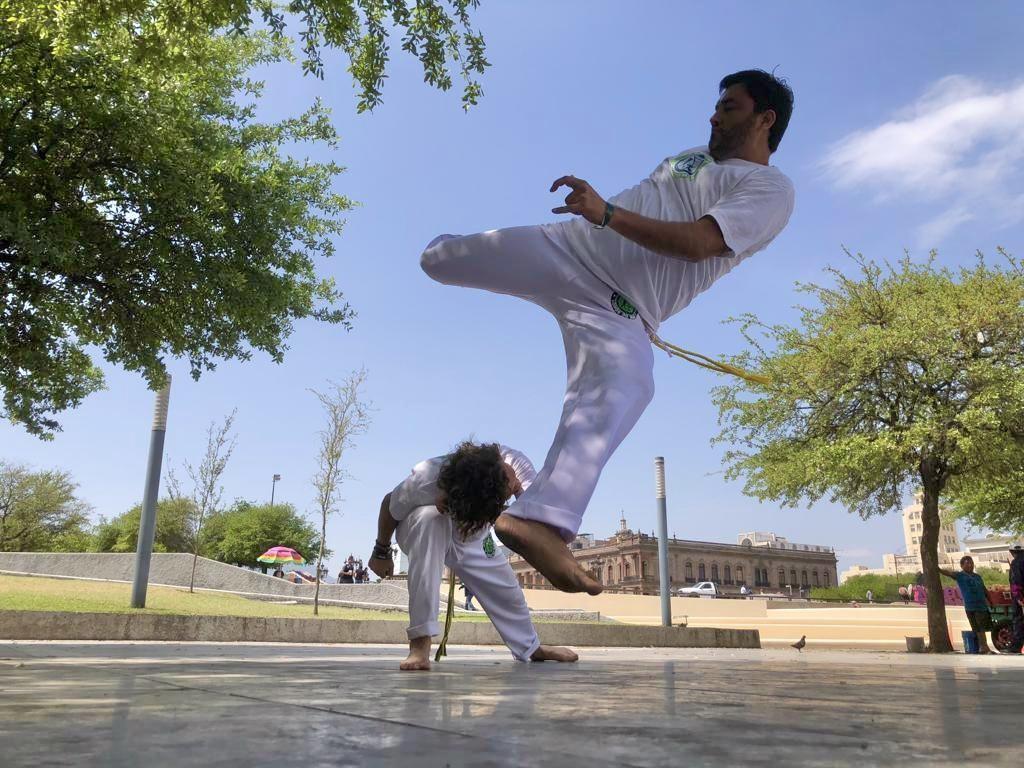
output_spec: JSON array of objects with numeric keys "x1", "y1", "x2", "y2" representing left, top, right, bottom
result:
[
  {"x1": 0, "y1": 461, "x2": 92, "y2": 551},
  {"x1": 93, "y1": 498, "x2": 197, "y2": 554},
  {"x1": 712, "y1": 250, "x2": 1024, "y2": 651},
  {"x1": 1, "y1": 1, "x2": 488, "y2": 437},
  {"x1": 202, "y1": 501, "x2": 325, "y2": 568}
]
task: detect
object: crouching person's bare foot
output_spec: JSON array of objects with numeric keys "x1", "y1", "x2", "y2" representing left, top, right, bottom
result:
[
  {"x1": 531, "y1": 645, "x2": 579, "y2": 663},
  {"x1": 495, "y1": 513, "x2": 603, "y2": 595},
  {"x1": 400, "y1": 636, "x2": 432, "y2": 671}
]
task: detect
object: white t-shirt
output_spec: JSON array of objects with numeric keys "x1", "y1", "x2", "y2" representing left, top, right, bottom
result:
[
  {"x1": 543, "y1": 146, "x2": 795, "y2": 329},
  {"x1": 389, "y1": 445, "x2": 536, "y2": 523}
]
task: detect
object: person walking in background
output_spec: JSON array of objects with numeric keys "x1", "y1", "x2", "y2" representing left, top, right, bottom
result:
[
  {"x1": 940, "y1": 556, "x2": 994, "y2": 654},
  {"x1": 461, "y1": 580, "x2": 476, "y2": 611},
  {"x1": 1005, "y1": 544, "x2": 1024, "y2": 655},
  {"x1": 866, "y1": 589, "x2": 873, "y2": 604}
]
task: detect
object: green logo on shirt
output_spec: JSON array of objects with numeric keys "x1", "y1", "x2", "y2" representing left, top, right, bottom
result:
[
  {"x1": 611, "y1": 291, "x2": 639, "y2": 320},
  {"x1": 670, "y1": 151, "x2": 712, "y2": 180},
  {"x1": 482, "y1": 533, "x2": 496, "y2": 558}
]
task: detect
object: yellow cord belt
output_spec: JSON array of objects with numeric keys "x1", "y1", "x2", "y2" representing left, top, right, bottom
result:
[
  {"x1": 434, "y1": 569, "x2": 457, "y2": 661},
  {"x1": 647, "y1": 328, "x2": 770, "y2": 386}
]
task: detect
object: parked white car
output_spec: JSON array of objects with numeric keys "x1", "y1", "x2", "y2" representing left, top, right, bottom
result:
[{"x1": 677, "y1": 581, "x2": 719, "y2": 598}]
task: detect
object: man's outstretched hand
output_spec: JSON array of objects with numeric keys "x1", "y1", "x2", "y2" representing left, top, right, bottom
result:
[
  {"x1": 368, "y1": 556, "x2": 394, "y2": 579},
  {"x1": 550, "y1": 175, "x2": 606, "y2": 225}
]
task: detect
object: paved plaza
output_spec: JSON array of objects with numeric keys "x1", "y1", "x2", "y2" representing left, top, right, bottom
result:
[{"x1": 2, "y1": 641, "x2": 1022, "y2": 767}]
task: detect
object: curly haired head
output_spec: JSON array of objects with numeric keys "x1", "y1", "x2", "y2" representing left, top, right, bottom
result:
[{"x1": 437, "y1": 441, "x2": 512, "y2": 538}]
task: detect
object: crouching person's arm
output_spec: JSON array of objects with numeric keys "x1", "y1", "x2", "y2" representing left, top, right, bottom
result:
[{"x1": 368, "y1": 493, "x2": 397, "y2": 579}]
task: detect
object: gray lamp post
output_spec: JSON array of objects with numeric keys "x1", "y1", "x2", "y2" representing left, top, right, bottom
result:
[
  {"x1": 131, "y1": 377, "x2": 171, "y2": 609},
  {"x1": 270, "y1": 473, "x2": 281, "y2": 507},
  {"x1": 654, "y1": 457, "x2": 671, "y2": 627}
]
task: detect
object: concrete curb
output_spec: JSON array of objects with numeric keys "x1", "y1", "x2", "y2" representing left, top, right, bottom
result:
[{"x1": 0, "y1": 611, "x2": 760, "y2": 648}]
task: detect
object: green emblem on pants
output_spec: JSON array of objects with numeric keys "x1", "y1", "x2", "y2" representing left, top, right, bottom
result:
[
  {"x1": 611, "y1": 291, "x2": 639, "y2": 319},
  {"x1": 482, "y1": 532, "x2": 496, "y2": 558}
]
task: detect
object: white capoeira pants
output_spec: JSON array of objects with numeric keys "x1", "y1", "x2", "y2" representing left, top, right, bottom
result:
[
  {"x1": 395, "y1": 505, "x2": 540, "y2": 661},
  {"x1": 421, "y1": 225, "x2": 656, "y2": 543}
]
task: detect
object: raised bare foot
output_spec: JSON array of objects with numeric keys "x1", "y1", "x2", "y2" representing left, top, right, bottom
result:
[
  {"x1": 495, "y1": 514, "x2": 602, "y2": 595},
  {"x1": 400, "y1": 636, "x2": 432, "y2": 671},
  {"x1": 531, "y1": 645, "x2": 579, "y2": 663}
]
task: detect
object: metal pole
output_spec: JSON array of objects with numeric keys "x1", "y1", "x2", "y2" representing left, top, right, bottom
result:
[
  {"x1": 131, "y1": 377, "x2": 171, "y2": 609},
  {"x1": 270, "y1": 475, "x2": 279, "y2": 507},
  {"x1": 655, "y1": 456, "x2": 671, "y2": 627}
]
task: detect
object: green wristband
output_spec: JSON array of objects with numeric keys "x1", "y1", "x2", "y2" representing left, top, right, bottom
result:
[{"x1": 593, "y1": 202, "x2": 616, "y2": 229}]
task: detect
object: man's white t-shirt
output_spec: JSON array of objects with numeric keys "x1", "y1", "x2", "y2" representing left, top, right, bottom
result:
[
  {"x1": 389, "y1": 445, "x2": 536, "y2": 523},
  {"x1": 543, "y1": 146, "x2": 795, "y2": 330}
]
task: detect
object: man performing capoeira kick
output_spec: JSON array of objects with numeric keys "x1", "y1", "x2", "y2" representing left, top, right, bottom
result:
[
  {"x1": 420, "y1": 70, "x2": 796, "y2": 595},
  {"x1": 367, "y1": 440, "x2": 579, "y2": 670}
]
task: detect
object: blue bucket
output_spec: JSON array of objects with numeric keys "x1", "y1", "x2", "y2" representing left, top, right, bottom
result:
[{"x1": 962, "y1": 630, "x2": 979, "y2": 654}]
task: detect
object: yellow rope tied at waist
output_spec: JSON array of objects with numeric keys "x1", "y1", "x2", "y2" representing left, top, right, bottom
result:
[
  {"x1": 434, "y1": 568, "x2": 457, "y2": 662},
  {"x1": 647, "y1": 328, "x2": 771, "y2": 386}
]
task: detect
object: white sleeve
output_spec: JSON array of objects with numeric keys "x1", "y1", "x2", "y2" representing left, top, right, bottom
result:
[
  {"x1": 705, "y1": 171, "x2": 794, "y2": 259},
  {"x1": 499, "y1": 445, "x2": 537, "y2": 492},
  {"x1": 388, "y1": 458, "x2": 442, "y2": 522}
]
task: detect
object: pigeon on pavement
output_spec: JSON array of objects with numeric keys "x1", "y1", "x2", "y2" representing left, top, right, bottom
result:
[{"x1": 791, "y1": 635, "x2": 807, "y2": 652}]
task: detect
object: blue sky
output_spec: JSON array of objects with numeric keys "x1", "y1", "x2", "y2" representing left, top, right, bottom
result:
[{"x1": 4, "y1": 1, "x2": 1023, "y2": 576}]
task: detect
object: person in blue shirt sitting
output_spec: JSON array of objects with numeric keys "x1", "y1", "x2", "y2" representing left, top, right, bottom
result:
[{"x1": 940, "y1": 555, "x2": 994, "y2": 654}]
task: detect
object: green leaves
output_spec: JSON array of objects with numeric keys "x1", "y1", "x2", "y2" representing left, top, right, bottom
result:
[{"x1": 714, "y1": 249, "x2": 1024, "y2": 534}]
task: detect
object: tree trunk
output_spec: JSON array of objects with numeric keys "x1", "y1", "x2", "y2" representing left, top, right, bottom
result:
[
  {"x1": 313, "y1": 514, "x2": 327, "y2": 616},
  {"x1": 189, "y1": 550, "x2": 199, "y2": 594},
  {"x1": 919, "y1": 476, "x2": 952, "y2": 653}
]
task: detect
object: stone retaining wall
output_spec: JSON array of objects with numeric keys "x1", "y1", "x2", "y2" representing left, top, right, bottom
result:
[
  {"x1": 0, "y1": 610, "x2": 760, "y2": 648},
  {"x1": 0, "y1": 552, "x2": 411, "y2": 604}
]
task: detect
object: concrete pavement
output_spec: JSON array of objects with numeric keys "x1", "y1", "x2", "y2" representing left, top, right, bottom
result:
[{"x1": 2, "y1": 641, "x2": 1022, "y2": 767}]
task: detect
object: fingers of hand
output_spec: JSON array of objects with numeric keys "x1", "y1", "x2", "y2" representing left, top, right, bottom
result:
[
  {"x1": 552, "y1": 204, "x2": 581, "y2": 215},
  {"x1": 549, "y1": 174, "x2": 585, "y2": 193}
]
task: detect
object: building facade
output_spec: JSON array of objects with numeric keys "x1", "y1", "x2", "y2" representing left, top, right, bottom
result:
[
  {"x1": 509, "y1": 515, "x2": 838, "y2": 595},
  {"x1": 838, "y1": 493, "x2": 1018, "y2": 582}
]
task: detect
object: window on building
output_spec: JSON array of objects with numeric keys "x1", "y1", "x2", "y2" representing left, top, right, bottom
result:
[
  {"x1": 736, "y1": 566, "x2": 744, "y2": 584},
  {"x1": 685, "y1": 562, "x2": 693, "y2": 582},
  {"x1": 790, "y1": 568, "x2": 797, "y2": 586},
  {"x1": 642, "y1": 560, "x2": 649, "y2": 578},
  {"x1": 779, "y1": 568, "x2": 786, "y2": 586},
  {"x1": 608, "y1": 565, "x2": 614, "y2": 583},
  {"x1": 801, "y1": 570, "x2": 808, "y2": 586},
  {"x1": 624, "y1": 562, "x2": 631, "y2": 578},
  {"x1": 698, "y1": 563, "x2": 706, "y2": 581},
  {"x1": 724, "y1": 565, "x2": 732, "y2": 584},
  {"x1": 824, "y1": 571, "x2": 831, "y2": 587},
  {"x1": 813, "y1": 571, "x2": 820, "y2": 587},
  {"x1": 761, "y1": 568, "x2": 768, "y2": 585},
  {"x1": 710, "y1": 564, "x2": 719, "y2": 582}
]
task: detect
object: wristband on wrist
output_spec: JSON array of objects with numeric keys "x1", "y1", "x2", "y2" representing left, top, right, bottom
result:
[
  {"x1": 371, "y1": 540, "x2": 392, "y2": 560},
  {"x1": 592, "y1": 202, "x2": 616, "y2": 229}
]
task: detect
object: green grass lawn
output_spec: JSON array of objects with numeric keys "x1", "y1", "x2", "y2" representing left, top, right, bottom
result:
[
  {"x1": 0, "y1": 574, "x2": 412, "y2": 620},
  {"x1": 0, "y1": 574, "x2": 512, "y2": 623}
]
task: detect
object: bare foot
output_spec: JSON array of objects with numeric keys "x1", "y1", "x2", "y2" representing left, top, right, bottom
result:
[
  {"x1": 495, "y1": 514, "x2": 603, "y2": 595},
  {"x1": 531, "y1": 645, "x2": 579, "y2": 663},
  {"x1": 400, "y1": 636, "x2": 432, "y2": 671}
]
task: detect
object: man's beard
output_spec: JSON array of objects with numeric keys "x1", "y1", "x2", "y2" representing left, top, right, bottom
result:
[{"x1": 709, "y1": 115, "x2": 756, "y2": 161}]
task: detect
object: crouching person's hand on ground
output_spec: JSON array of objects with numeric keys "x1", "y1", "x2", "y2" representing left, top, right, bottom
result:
[
  {"x1": 531, "y1": 645, "x2": 579, "y2": 663},
  {"x1": 368, "y1": 556, "x2": 394, "y2": 579}
]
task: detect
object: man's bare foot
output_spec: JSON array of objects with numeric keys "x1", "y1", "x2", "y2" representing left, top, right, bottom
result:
[
  {"x1": 400, "y1": 636, "x2": 432, "y2": 671},
  {"x1": 495, "y1": 514, "x2": 603, "y2": 595},
  {"x1": 531, "y1": 645, "x2": 579, "y2": 663}
]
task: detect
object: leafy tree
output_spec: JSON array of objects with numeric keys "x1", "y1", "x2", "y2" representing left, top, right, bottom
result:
[
  {"x1": 8, "y1": 1, "x2": 489, "y2": 113},
  {"x1": 203, "y1": 501, "x2": 325, "y2": 568},
  {"x1": 92, "y1": 498, "x2": 197, "y2": 554},
  {"x1": 1, "y1": 18, "x2": 353, "y2": 437},
  {"x1": 310, "y1": 368, "x2": 371, "y2": 613},
  {"x1": 713, "y1": 251, "x2": 1024, "y2": 652},
  {"x1": 0, "y1": 461, "x2": 92, "y2": 551}
]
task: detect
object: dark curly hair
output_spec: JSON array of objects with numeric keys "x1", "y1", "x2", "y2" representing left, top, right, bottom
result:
[{"x1": 437, "y1": 441, "x2": 512, "y2": 538}]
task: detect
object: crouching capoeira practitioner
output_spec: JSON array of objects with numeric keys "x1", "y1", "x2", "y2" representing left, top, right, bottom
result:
[
  {"x1": 367, "y1": 440, "x2": 579, "y2": 671},
  {"x1": 420, "y1": 69, "x2": 796, "y2": 594}
]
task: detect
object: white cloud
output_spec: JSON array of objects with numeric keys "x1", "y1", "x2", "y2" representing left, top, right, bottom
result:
[{"x1": 820, "y1": 75, "x2": 1024, "y2": 247}]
